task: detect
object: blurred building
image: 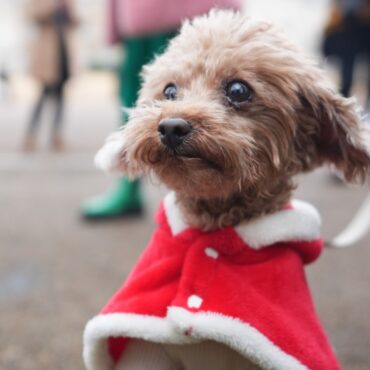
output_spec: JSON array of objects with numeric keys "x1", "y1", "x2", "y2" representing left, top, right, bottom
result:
[{"x1": 0, "y1": 0, "x2": 332, "y2": 77}]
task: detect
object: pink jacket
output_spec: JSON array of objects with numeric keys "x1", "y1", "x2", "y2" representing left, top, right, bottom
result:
[
  {"x1": 84, "y1": 192, "x2": 340, "y2": 370},
  {"x1": 107, "y1": 0, "x2": 242, "y2": 43}
]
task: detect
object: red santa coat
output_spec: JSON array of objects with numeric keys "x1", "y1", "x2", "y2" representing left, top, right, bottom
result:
[{"x1": 84, "y1": 192, "x2": 340, "y2": 370}]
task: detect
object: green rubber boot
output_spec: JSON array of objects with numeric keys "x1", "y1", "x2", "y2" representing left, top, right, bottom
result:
[{"x1": 81, "y1": 178, "x2": 143, "y2": 219}]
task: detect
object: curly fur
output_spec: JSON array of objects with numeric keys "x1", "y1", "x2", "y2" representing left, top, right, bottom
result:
[{"x1": 96, "y1": 10, "x2": 370, "y2": 230}]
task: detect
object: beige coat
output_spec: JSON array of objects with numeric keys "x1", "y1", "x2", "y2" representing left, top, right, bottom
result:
[{"x1": 26, "y1": 0, "x2": 78, "y2": 85}]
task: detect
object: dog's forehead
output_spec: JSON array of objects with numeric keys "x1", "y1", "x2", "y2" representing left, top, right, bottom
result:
[
  {"x1": 163, "y1": 18, "x2": 272, "y2": 70},
  {"x1": 142, "y1": 12, "x2": 298, "y2": 88}
]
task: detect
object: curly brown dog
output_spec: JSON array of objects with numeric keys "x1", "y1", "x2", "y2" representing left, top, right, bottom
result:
[{"x1": 87, "y1": 10, "x2": 370, "y2": 370}]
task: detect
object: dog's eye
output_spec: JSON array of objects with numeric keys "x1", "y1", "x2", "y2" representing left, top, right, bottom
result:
[
  {"x1": 225, "y1": 80, "x2": 253, "y2": 107},
  {"x1": 163, "y1": 83, "x2": 177, "y2": 100}
]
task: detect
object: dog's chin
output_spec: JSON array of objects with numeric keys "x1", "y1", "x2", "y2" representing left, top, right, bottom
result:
[
  {"x1": 177, "y1": 155, "x2": 223, "y2": 172},
  {"x1": 150, "y1": 153, "x2": 234, "y2": 198}
]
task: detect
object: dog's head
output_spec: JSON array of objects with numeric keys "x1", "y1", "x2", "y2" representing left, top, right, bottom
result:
[{"x1": 96, "y1": 11, "x2": 370, "y2": 201}]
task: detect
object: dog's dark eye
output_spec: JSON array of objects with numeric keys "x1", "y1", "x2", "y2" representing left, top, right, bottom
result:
[
  {"x1": 225, "y1": 80, "x2": 253, "y2": 107},
  {"x1": 163, "y1": 83, "x2": 177, "y2": 100}
]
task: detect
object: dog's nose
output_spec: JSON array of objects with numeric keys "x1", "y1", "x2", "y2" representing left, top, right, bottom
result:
[{"x1": 158, "y1": 118, "x2": 192, "y2": 148}]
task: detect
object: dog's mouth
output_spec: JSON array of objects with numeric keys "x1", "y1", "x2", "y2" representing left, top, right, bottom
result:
[{"x1": 166, "y1": 147, "x2": 222, "y2": 171}]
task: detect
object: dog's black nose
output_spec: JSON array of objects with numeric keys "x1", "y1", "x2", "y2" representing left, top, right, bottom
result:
[{"x1": 158, "y1": 118, "x2": 192, "y2": 149}]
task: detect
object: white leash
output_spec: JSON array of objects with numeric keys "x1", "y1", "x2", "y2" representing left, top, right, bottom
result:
[{"x1": 328, "y1": 191, "x2": 370, "y2": 248}]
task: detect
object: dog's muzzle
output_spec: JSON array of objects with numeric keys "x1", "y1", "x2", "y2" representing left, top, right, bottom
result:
[{"x1": 158, "y1": 118, "x2": 192, "y2": 149}]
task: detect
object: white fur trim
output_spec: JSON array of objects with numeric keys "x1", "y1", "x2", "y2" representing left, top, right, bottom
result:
[
  {"x1": 167, "y1": 307, "x2": 308, "y2": 370},
  {"x1": 163, "y1": 192, "x2": 321, "y2": 248},
  {"x1": 94, "y1": 133, "x2": 125, "y2": 173},
  {"x1": 163, "y1": 192, "x2": 188, "y2": 235},
  {"x1": 235, "y1": 200, "x2": 321, "y2": 249},
  {"x1": 84, "y1": 309, "x2": 308, "y2": 370},
  {"x1": 83, "y1": 313, "x2": 194, "y2": 370}
]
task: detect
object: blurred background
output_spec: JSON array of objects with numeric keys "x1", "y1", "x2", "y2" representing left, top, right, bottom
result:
[{"x1": 0, "y1": 0, "x2": 369, "y2": 369}]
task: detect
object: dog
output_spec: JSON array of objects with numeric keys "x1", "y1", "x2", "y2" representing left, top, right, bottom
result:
[{"x1": 84, "y1": 10, "x2": 370, "y2": 370}]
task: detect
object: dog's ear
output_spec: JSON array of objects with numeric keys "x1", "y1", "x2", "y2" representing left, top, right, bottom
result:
[
  {"x1": 296, "y1": 82, "x2": 370, "y2": 183},
  {"x1": 94, "y1": 131, "x2": 142, "y2": 178}
]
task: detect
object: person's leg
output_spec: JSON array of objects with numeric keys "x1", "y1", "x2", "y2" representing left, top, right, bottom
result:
[
  {"x1": 81, "y1": 36, "x2": 147, "y2": 218},
  {"x1": 340, "y1": 52, "x2": 356, "y2": 97},
  {"x1": 367, "y1": 56, "x2": 370, "y2": 113},
  {"x1": 82, "y1": 31, "x2": 176, "y2": 219},
  {"x1": 50, "y1": 83, "x2": 65, "y2": 150},
  {"x1": 116, "y1": 339, "x2": 182, "y2": 370},
  {"x1": 24, "y1": 85, "x2": 49, "y2": 150}
]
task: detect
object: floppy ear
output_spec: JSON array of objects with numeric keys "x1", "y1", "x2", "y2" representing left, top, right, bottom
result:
[
  {"x1": 94, "y1": 131, "x2": 142, "y2": 178},
  {"x1": 297, "y1": 82, "x2": 370, "y2": 183}
]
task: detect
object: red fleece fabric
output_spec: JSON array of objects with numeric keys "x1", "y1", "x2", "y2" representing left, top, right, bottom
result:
[{"x1": 101, "y1": 203, "x2": 340, "y2": 370}]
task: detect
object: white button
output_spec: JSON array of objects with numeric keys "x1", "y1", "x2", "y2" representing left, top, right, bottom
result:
[
  {"x1": 204, "y1": 247, "x2": 219, "y2": 259},
  {"x1": 187, "y1": 295, "x2": 203, "y2": 309}
]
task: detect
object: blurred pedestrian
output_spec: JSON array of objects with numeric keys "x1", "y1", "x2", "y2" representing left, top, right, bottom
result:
[
  {"x1": 323, "y1": 0, "x2": 370, "y2": 104},
  {"x1": 24, "y1": 0, "x2": 79, "y2": 151},
  {"x1": 81, "y1": 0, "x2": 241, "y2": 219}
]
